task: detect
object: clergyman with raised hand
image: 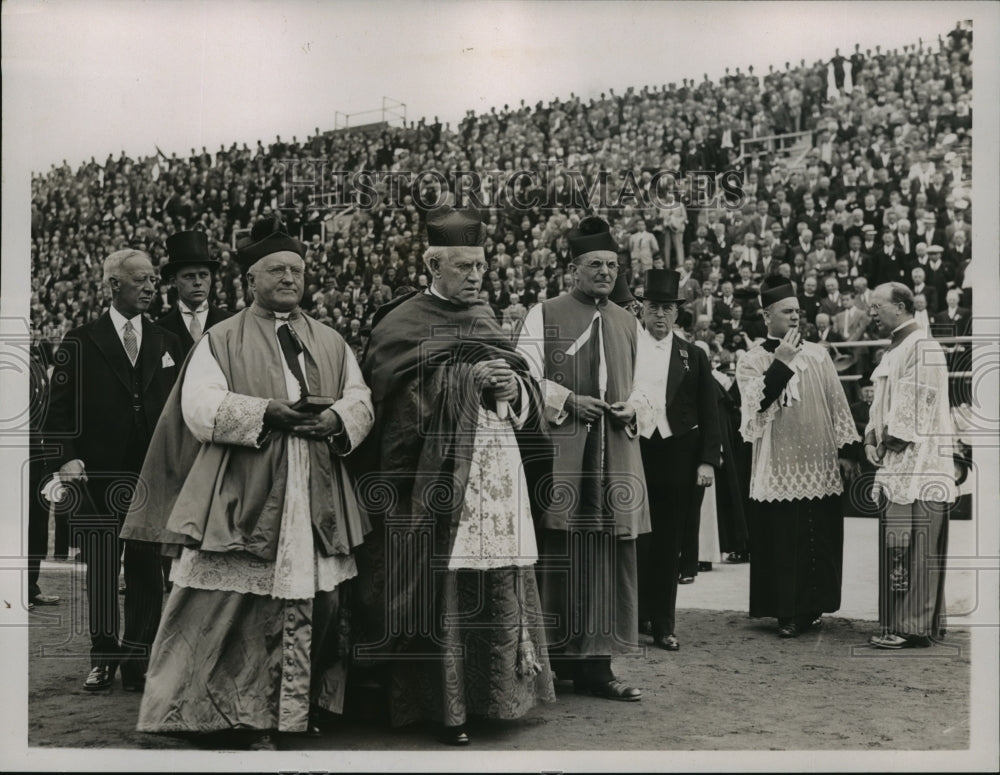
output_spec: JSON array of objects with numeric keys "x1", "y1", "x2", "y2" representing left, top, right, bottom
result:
[{"x1": 735, "y1": 275, "x2": 860, "y2": 639}]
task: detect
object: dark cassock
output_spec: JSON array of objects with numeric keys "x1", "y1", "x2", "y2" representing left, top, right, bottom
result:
[
  {"x1": 121, "y1": 218, "x2": 373, "y2": 748},
  {"x1": 710, "y1": 371, "x2": 751, "y2": 560},
  {"x1": 351, "y1": 207, "x2": 555, "y2": 746},
  {"x1": 735, "y1": 277, "x2": 859, "y2": 638},
  {"x1": 516, "y1": 216, "x2": 650, "y2": 700}
]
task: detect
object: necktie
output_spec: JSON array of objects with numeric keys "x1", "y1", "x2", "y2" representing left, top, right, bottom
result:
[
  {"x1": 186, "y1": 310, "x2": 202, "y2": 340},
  {"x1": 276, "y1": 321, "x2": 309, "y2": 400},
  {"x1": 123, "y1": 320, "x2": 138, "y2": 365}
]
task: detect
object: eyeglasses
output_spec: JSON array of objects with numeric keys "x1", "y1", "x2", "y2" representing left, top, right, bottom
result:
[
  {"x1": 265, "y1": 265, "x2": 305, "y2": 278},
  {"x1": 451, "y1": 261, "x2": 487, "y2": 276},
  {"x1": 580, "y1": 260, "x2": 618, "y2": 271}
]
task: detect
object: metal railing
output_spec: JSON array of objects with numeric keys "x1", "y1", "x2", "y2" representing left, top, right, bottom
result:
[
  {"x1": 818, "y1": 336, "x2": 977, "y2": 381},
  {"x1": 333, "y1": 97, "x2": 407, "y2": 131},
  {"x1": 734, "y1": 129, "x2": 814, "y2": 169}
]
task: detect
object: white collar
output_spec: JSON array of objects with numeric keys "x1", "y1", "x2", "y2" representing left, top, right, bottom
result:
[
  {"x1": 109, "y1": 305, "x2": 142, "y2": 332},
  {"x1": 645, "y1": 328, "x2": 674, "y2": 349},
  {"x1": 179, "y1": 301, "x2": 209, "y2": 315}
]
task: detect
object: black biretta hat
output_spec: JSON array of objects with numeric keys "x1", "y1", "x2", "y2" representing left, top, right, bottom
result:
[
  {"x1": 425, "y1": 207, "x2": 487, "y2": 248},
  {"x1": 568, "y1": 216, "x2": 617, "y2": 258},
  {"x1": 235, "y1": 215, "x2": 306, "y2": 273},
  {"x1": 759, "y1": 275, "x2": 796, "y2": 308}
]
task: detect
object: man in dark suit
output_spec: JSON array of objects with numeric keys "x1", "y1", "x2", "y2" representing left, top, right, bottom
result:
[
  {"x1": 45, "y1": 249, "x2": 183, "y2": 692},
  {"x1": 924, "y1": 245, "x2": 958, "y2": 292},
  {"x1": 908, "y1": 266, "x2": 940, "y2": 315},
  {"x1": 797, "y1": 275, "x2": 823, "y2": 326},
  {"x1": 920, "y1": 211, "x2": 949, "y2": 250},
  {"x1": 808, "y1": 313, "x2": 847, "y2": 365},
  {"x1": 933, "y1": 288, "x2": 972, "y2": 405},
  {"x1": 155, "y1": 231, "x2": 233, "y2": 356},
  {"x1": 894, "y1": 218, "x2": 916, "y2": 263},
  {"x1": 872, "y1": 229, "x2": 908, "y2": 287},
  {"x1": 634, "y1": 269, "x2": 722, "y2": 652}
]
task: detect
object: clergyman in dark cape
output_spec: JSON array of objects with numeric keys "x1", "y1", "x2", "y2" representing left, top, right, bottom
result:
[{"x1": 350, "y1": 207, "x2": 555, "y2": 745}]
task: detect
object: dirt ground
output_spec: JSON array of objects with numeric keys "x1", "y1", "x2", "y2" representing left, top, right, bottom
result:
[{"x1": 26, "y1": 558, "x2": 970, "y2": 757}]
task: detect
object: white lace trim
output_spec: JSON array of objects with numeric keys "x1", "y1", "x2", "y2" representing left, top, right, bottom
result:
[
  {"x1": 330, "y1": 394, "x2": 373, "y2": 453},
  {"x1": 171, "y1": 435, "x2": 357, "y2": 597},
  {"x1": 738, "y1": 343, "x2": 859, "y2": 503},
  {"x1": 213, "y1": 393, "x2": 269, "y2": 448},
  {"x1": 448, "y1": 407, "x2": 538, "y2": 570},
  {"x1": 869, "y1": 335, "x2": 959, "y2": 505}
]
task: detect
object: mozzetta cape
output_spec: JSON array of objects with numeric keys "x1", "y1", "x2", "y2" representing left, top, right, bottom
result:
[
  {"x1": 517, "y1": 288, "x2": 651, "y2": 537},
  {"x1": 352, "y1": 292, "x2": 553, "y2": 639},
  {"x1": 121, "y1": 305, "x2": 369, "y2": 558},
  {"x1": 737, "y1": 339, "x2": 859, "y2": 502}
]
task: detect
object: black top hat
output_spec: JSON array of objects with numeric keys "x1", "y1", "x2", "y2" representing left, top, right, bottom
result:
[
  {"x1": 235, "y1": 215, "x2": 305, "y2": 273},
  {"x1": 637, "y1": 269, "x2": 686, "y2": 304},
  {"x1": 609, "y1": 273, "x2": 636, "y2": 306},
  {"x1": 425, "y1": 206, "x2": 487, "y2": 247},
  {"x1": 161, "y1": 231, "x2": 220, "y2": 278}
]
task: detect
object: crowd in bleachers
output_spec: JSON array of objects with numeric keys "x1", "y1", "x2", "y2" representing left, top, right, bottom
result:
[{"x1": 31, "y1": 25, "x2": 973, "y2": 384}]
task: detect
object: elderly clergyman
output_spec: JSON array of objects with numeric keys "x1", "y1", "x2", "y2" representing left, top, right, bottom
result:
[
  {"x1": 352, "y1": 207, "x2": 554, "y2": 746},
  {"x1": 122, "y1": 216, "x2": 373, "y2": 750},
  {"x1": 865, "y1": 282, "x2": 966, "y2": 649}
]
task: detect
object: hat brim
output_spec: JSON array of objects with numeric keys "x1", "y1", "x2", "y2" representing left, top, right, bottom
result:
[
  {"x1": 161, "y1": 259, "x2": 221, "y2": 278},
  {"x1": 635, "y1": 293, "x2": 687, "y2": 304}
]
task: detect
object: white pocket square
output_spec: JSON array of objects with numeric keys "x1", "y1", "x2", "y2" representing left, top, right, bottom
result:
[{"x1": 161, "y1": 352, "x2": 176, "y2": 368}]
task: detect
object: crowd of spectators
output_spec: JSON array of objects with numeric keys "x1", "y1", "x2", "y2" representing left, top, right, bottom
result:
[{"x1": 31, "y1": 25, "x2": 973, "y2": 388}]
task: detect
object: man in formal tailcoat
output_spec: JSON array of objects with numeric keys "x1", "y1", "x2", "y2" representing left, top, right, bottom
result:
[
  {"x1": 45, "y1": 249, "x2": 184, "y2": 691},
  {"x1": 633, "y1": 269, "x2": 722, "y2": 650}
]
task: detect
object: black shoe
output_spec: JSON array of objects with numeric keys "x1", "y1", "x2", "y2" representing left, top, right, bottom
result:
[
  {"x1": 84, "y1": 665, "x2": 115, "y2": 691},
  {"x1": 777, "y1": 620, "x2": 799, "y2": 639},
  {"x1": 437, "y1": 724, "x2": 470, "y2": 746},
  {"x1": 698, "y1": 562, "x2": 713, "y2": 572},
  {"x1": 30, "y1": 594, "x2": 60, "y2": 606},
  {"x1": 247, "y1": 731, "x2": 278, "y2": 751},
  {"x1": 653, "y1": 634, "x2": 680, "y2": 651},
  {"x1": 120, "y1": 660, "x2": 147, "y2": 692},
  {"x1": 638, "y1": 619, "x2": 653, "y2": 636},
  {"x1": 726, "y1": 552, "x2": 749, "y2": 564},
  {"x1": 678, "y1": 575, "x2": 695, "y2": 585},
  {"x1": 574, "y1": 678, "x2": 642, "y2": 702},
  {"x1": 121, "y1": 675, "x2": 145, "y2": 693},
  {"x1": 308, "y1": 704, "x2": 341, "y2": 735}
]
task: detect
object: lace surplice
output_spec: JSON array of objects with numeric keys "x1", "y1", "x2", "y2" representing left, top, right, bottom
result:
[{"x1": 737, "y1": 342, "x2": 858, "y2": 502}]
